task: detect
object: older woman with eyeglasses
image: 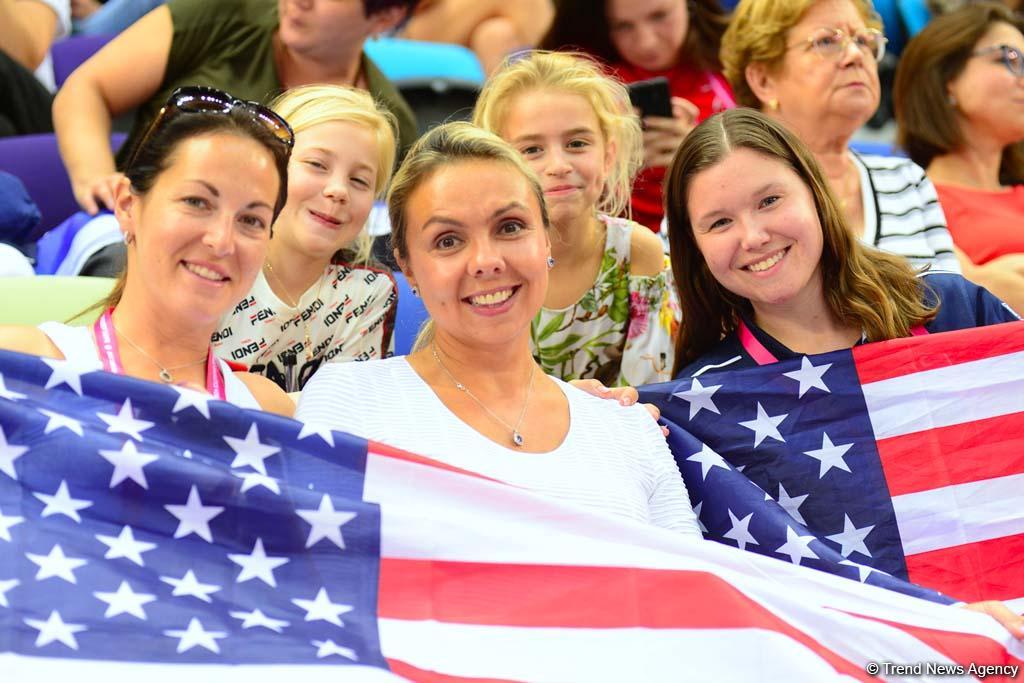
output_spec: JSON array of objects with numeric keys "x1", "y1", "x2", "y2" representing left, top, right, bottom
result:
[
  {"x1": 894, "y1": 2, "x2": 1024, "y2": 314},
  {"x1": 721, "y1": 0, "x2": 961, "y2": 273}
]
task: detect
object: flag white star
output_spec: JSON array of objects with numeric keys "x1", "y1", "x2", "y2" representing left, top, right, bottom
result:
[
  {"x1": 0, "y1": 508, "x2": 24, "y2": 542},
  {"x1": 0, "y1": 426, "x2": 28, "y2": 480},
  {"x1": 803, "y1": 433, "x2": 854, "y2": 477},
  {"x1": 738, "y1": 403, "x2": 788, "y2": 447},
  {"x1": 164, "y1": 486, "x2": 224, "y2": 542},
  {"x1": 170, "y1": 385, "x2": 214, "y2": 419},
  {"x1": 692, "y1": 501, "x2": 708, "y2": 534},
  {"x1": 0, "y1": 373, "x2": 26, "y2": 401},
  {"x1": 164, "y1": 618, "x2": 227, "y2": 654},
  {"x1": 34, "y1": 480, "x2": 93, "y2": 522},
  {"x1": 774, "y1": 527, "x2": 819, "y2": 566},
  {"x1": 775, "y1": 483, "x2": 809, "y2": 525},
  {"x1": 228, "y1": 538, "x2": 290, "y2": 587},
  {"x1": 97, "y1": 398, "x2": 154, "y2": 442},
  {"x1": 297, "y1": 421, "x2": 335, "y2": 447},
  {"x1": 826, "y1": 514, "x2": 875, "y2": 558},
  {"x1": 26, "y1": 544, "x2": 88, "y2": 584},
  {"x1": 96, "y1": 525, "x2": 157, "y2": 566},
  {"x1": 160, "y1": 569, "x2": 221, "y2": 603},
  {"x1": 223, "y1": 424, "x2": 280, "y2": 475},
  {"x1": 229, "y1": 608, "x2": 289, "y2": 633},
  {"x1": 296, "y1": 494, "x2": 357, "y2": 550},
  {"x1": 24, "y1": 610, "x2": 86, "y2": 650},
  {"x1": 97, "y1": 440, "x2": 159, "y2": 489},
  {"x1": 685, "y1": 443, "x2": 730, "y2": 480},
  {"x1": 672, "y1": 378, "x2": 722, "y2": 420},
  {"x1": 839, "y1": 559, "x2": 874, "y2": 582},
  {"x1": 782, "y1": 357, "x2": 832, "y2": 398},
  {"x1": 0, "y1": 578, "x2": 18, "y2": 607},
  {"x1": 312, "y1": 639, "x2": 358, "y2": 660},
  {"x1": 292, "y1": 587, "x2": 354, "y2": 627},
  {"x1": 722, "y1": 510, "x2": 759, "y2": 551},
  {"x1": 42, "y1": 358, "x2": 87, "y2": 395},
  {"x1": 38, "y1": 408, "x2": 84, "y2": 437},
  {"x1": 94, "y1": 580, "x2": 157, "y2": 619},
  {"x1": 232, "y1": 470, "x2": 281, "y2": 495}
]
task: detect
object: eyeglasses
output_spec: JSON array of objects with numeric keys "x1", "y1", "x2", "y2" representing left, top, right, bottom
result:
[
  {"x1": 972, "y1": 44, "x2": 1024, "y2": 77},
  {"x1": 127, "y1": 86, "x2": 294, "y2": 169},
  {"x1": 788, "y1": 27, "x2": 888, "y2": 63}
]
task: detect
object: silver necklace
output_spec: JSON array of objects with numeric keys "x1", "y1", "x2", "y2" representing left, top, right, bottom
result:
[
  {"x1": 114, "y1": 326, "x2": 207, "y2": 383},
  {"x1": 431, "y1": 343, "x2": 536, "y2": 448}
]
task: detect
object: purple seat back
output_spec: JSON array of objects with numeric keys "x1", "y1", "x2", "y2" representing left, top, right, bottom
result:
[
  {"x1": 0, "y1": 133, "x2": 126, "y2": 241},
  {"x1": 51, "y1": 34, "x2": 116, "y2": 88}
]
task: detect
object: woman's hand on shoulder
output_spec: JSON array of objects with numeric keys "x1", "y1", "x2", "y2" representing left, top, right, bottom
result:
[
  {"x1": 234, "y1": 372, "x2": 295, "y2": 418},
  {"x1": 569, "y1": 378, "x2": 668, "y2": 436},
  {"x1": 961, "y1": 600, "x2": 1024, "y2": 639},
  {"x1": 630, "y1": 224, "x2": 669, "y2": 278},
  {"x1": 0, "y1": 325, "x2": 62, "y2": 359}
]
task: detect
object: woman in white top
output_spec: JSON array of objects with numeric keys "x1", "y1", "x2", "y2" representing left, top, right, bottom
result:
[
  {"x1": 213, "y1": 85, "x2": 398, "y2": 392},
  {"x1": 0, "y1": 86, "x2": 295, "y2": 415},
  {"x1": 297, "y1": 122, "x2": 700, "y2": 535}
]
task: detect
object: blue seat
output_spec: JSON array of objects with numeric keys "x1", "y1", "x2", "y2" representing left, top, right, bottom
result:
[
  {"x1": 873, "y1": 0, "x2": 906, "y2": 56},
  {"x1": 0, "y1": 132, "x2": 126, "y2": 240},
  {"x1": 365, "y1": 37, "x2": 485, "y2": 86},
  {"x1": 50, "y1": 33, "x2": 116, "y2": 88},
  {"x1": 899, "y1": 0, "x2": 933, "y2": 38},
  {"x1": 391, "y1": 270, "x2": 429, "y2": 356},
  {"x1": 849, "y1": 139, "x2": 906, "y2": 158}
]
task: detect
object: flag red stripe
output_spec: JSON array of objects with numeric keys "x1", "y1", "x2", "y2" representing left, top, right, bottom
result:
[
  {"x1": 877, "y1": 411, "x2": 1024, "y2": 496},
  {"x1": 904, "y1": 532, "x2": 1024, "y2": 603},
  {"x1": 386, "y1": 658, "x2": 522, "y2": 683},
  {"x1": 369, "y1": 441, "x2": 503, "y2": 484},
  {"x1": 378, "y1": 558, "x2": 871, "y2": 680},
  {"x1": 853, "y1": 321, "x2": 1024, "y2": 384}
]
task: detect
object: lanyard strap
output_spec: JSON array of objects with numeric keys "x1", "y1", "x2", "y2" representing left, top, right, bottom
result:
[
  {"x1": 737, "y1": 319, "x2": 930, "y2": 366},
  {"x1": 93, "y1": 308, "x2": 226, "y2": 400}
]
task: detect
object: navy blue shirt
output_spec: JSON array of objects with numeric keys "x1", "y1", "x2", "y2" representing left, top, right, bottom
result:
[{"x1": 677, "y1": 273, "x2": 1020, "y2": 378}]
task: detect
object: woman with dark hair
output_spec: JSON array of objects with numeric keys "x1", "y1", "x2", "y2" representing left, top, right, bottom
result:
[
  {"x1": 53, "y1": 0, "x2": 419, "y2": 216},
  {"x1": 894, "y1": 2, "x2": 1024, "y2": 313},
  {"x1": 540, "y1": 0, "x2": 735, "y2": 233},
  {"x1": 664, "y1": 108, "x2": 1018, "y2": 378},
  {"x1": 0, "y1": 86, "x2": 295, "y2": 414}
]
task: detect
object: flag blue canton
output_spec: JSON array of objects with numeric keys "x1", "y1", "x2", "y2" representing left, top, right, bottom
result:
[
  {"x1": 642, "y1": 349, "x2": 952, "y2": 604},
  {"x1": 0, "y1": 350, "x2": 387, "y2": 666}
]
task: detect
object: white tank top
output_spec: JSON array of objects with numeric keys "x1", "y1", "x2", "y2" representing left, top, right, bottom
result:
[{"x1": 37, "y1": 321, "x2": 261, "y2": 409}]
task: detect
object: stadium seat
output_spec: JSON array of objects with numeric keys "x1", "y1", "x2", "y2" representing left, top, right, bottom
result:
[
  {"x1": 365, "y1": 37, "x2": 484, "y2": 135},
  {"x1": 873, "y1": 0, "x2": 906, "y2": 57},
  {"x1": 898, "y1": 0, "x2": 933, "y2": 38},
  {"x1": 849, "y1": 139, "x2": 906, "y2": 157},
  {"x1": 51, "y1": 33, "x2": 116, "y2": 88},
  {"x1": 0, "y1": 276, "x2": 114, "y2": 325},
  {"x1": 0, "y1": 133, "x2": 126, "y2": 241},
  {"x1": 391, "y1": 270, "x2": 429, "y2": 356}
]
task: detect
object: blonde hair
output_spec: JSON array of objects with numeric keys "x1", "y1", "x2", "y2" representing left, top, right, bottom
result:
[
  {"x1": 269, "y1": 84, "x2": 398, "y2": 264},
  {"x1": 387, "y1": 121, "x2": 550, "y2": 350},
  {"x1": 721, "y1": 0, "x2": 882, "y2": 109},
  {"x1": 473, "y1": 50, "x2": 642, "y2": 219}
]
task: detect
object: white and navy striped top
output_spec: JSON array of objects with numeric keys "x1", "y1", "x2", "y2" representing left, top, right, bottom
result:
[
  {"x1": 297, "y1": 356, "x2": 702, "y2": 537},
  {"x1": 853, "y1": 152, "x2": 961, "y2": 273}
]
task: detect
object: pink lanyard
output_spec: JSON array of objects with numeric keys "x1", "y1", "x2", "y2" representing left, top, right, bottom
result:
[
  {"x1": 93, "y1": 308, "x2": 226, "y2": 399},
  {"x1": 736, "y1": 319, "x2": 929, "y2": 366}
]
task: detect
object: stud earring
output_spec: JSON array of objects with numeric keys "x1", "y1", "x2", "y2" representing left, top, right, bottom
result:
[
  {"x1": 123, "y1": 232, "x2": 134, "y2": 245},
  {"x1": 546, "y1": 256, "x2": 556, "y2": 269},
  {"x1": 948, "y1": 94, "x2": 958, "y2": 106},
  {"x1": 768, "y1": 99, "x2": 779, "y2": 112},
  {"x1": 411, "y1": 286, "x2": 420, "y2": 297}
]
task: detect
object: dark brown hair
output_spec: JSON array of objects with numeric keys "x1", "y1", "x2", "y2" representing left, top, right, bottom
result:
[
  {"x1": 665, "y1": 108, "x2": 937, "y2": 373},
  {"x1": 894, "y1": 1, "x2": 1024, "y2": 182},
  {"x1": 540, "y1": 0, "x2": 729, "y2": 73}
]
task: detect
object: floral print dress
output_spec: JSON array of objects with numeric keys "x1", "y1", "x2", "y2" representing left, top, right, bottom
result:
[{"x1": 531, "y1": 216, "x2": 681, "y2": 387}]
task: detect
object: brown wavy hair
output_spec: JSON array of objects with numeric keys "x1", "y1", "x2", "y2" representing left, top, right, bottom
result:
[
  {"x1": 665, "y1": 108, "x2": 937, "y2": 373},
  {"x1": 894, "y1": 1, "x2": 1024, "y2": 183}
]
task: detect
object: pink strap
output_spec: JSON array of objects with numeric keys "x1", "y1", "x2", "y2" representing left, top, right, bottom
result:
[
  {"x1": 93, "y1": 308, "x2": 226, "y2": 400},
  {"x1": 737, "y1": 319, "x2": 778, "y2": 365},
  {"x1": 910, "y1": 325, "x2": 929, "y2": 336}
]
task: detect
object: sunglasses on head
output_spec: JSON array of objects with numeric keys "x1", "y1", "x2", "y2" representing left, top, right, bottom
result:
[{"x1": 127, "y1": 86, "x2": 294, "y2": 169}]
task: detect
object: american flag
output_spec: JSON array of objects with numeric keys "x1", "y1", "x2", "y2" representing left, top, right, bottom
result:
[
  {"x1": 0, "y1": 348, "x2": 1021, "y2": 681},
  {"x1": 645, "y1": 320, "x2": 1024, "y2": 612}
]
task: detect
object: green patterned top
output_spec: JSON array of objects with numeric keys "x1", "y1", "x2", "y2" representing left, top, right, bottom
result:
[{"x1": 531, "y1": 216, "x2": 680, "y2": 387}]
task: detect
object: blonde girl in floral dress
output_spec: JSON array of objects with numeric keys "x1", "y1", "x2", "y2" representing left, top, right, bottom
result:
[{"x1": 474, "y1": 51, "x2": 680, "y2": 386}]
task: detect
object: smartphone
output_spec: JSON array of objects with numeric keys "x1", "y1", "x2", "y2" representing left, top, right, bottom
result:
[{"x1": 627, "y1": 77, "x2": 673, "y2": 119}]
